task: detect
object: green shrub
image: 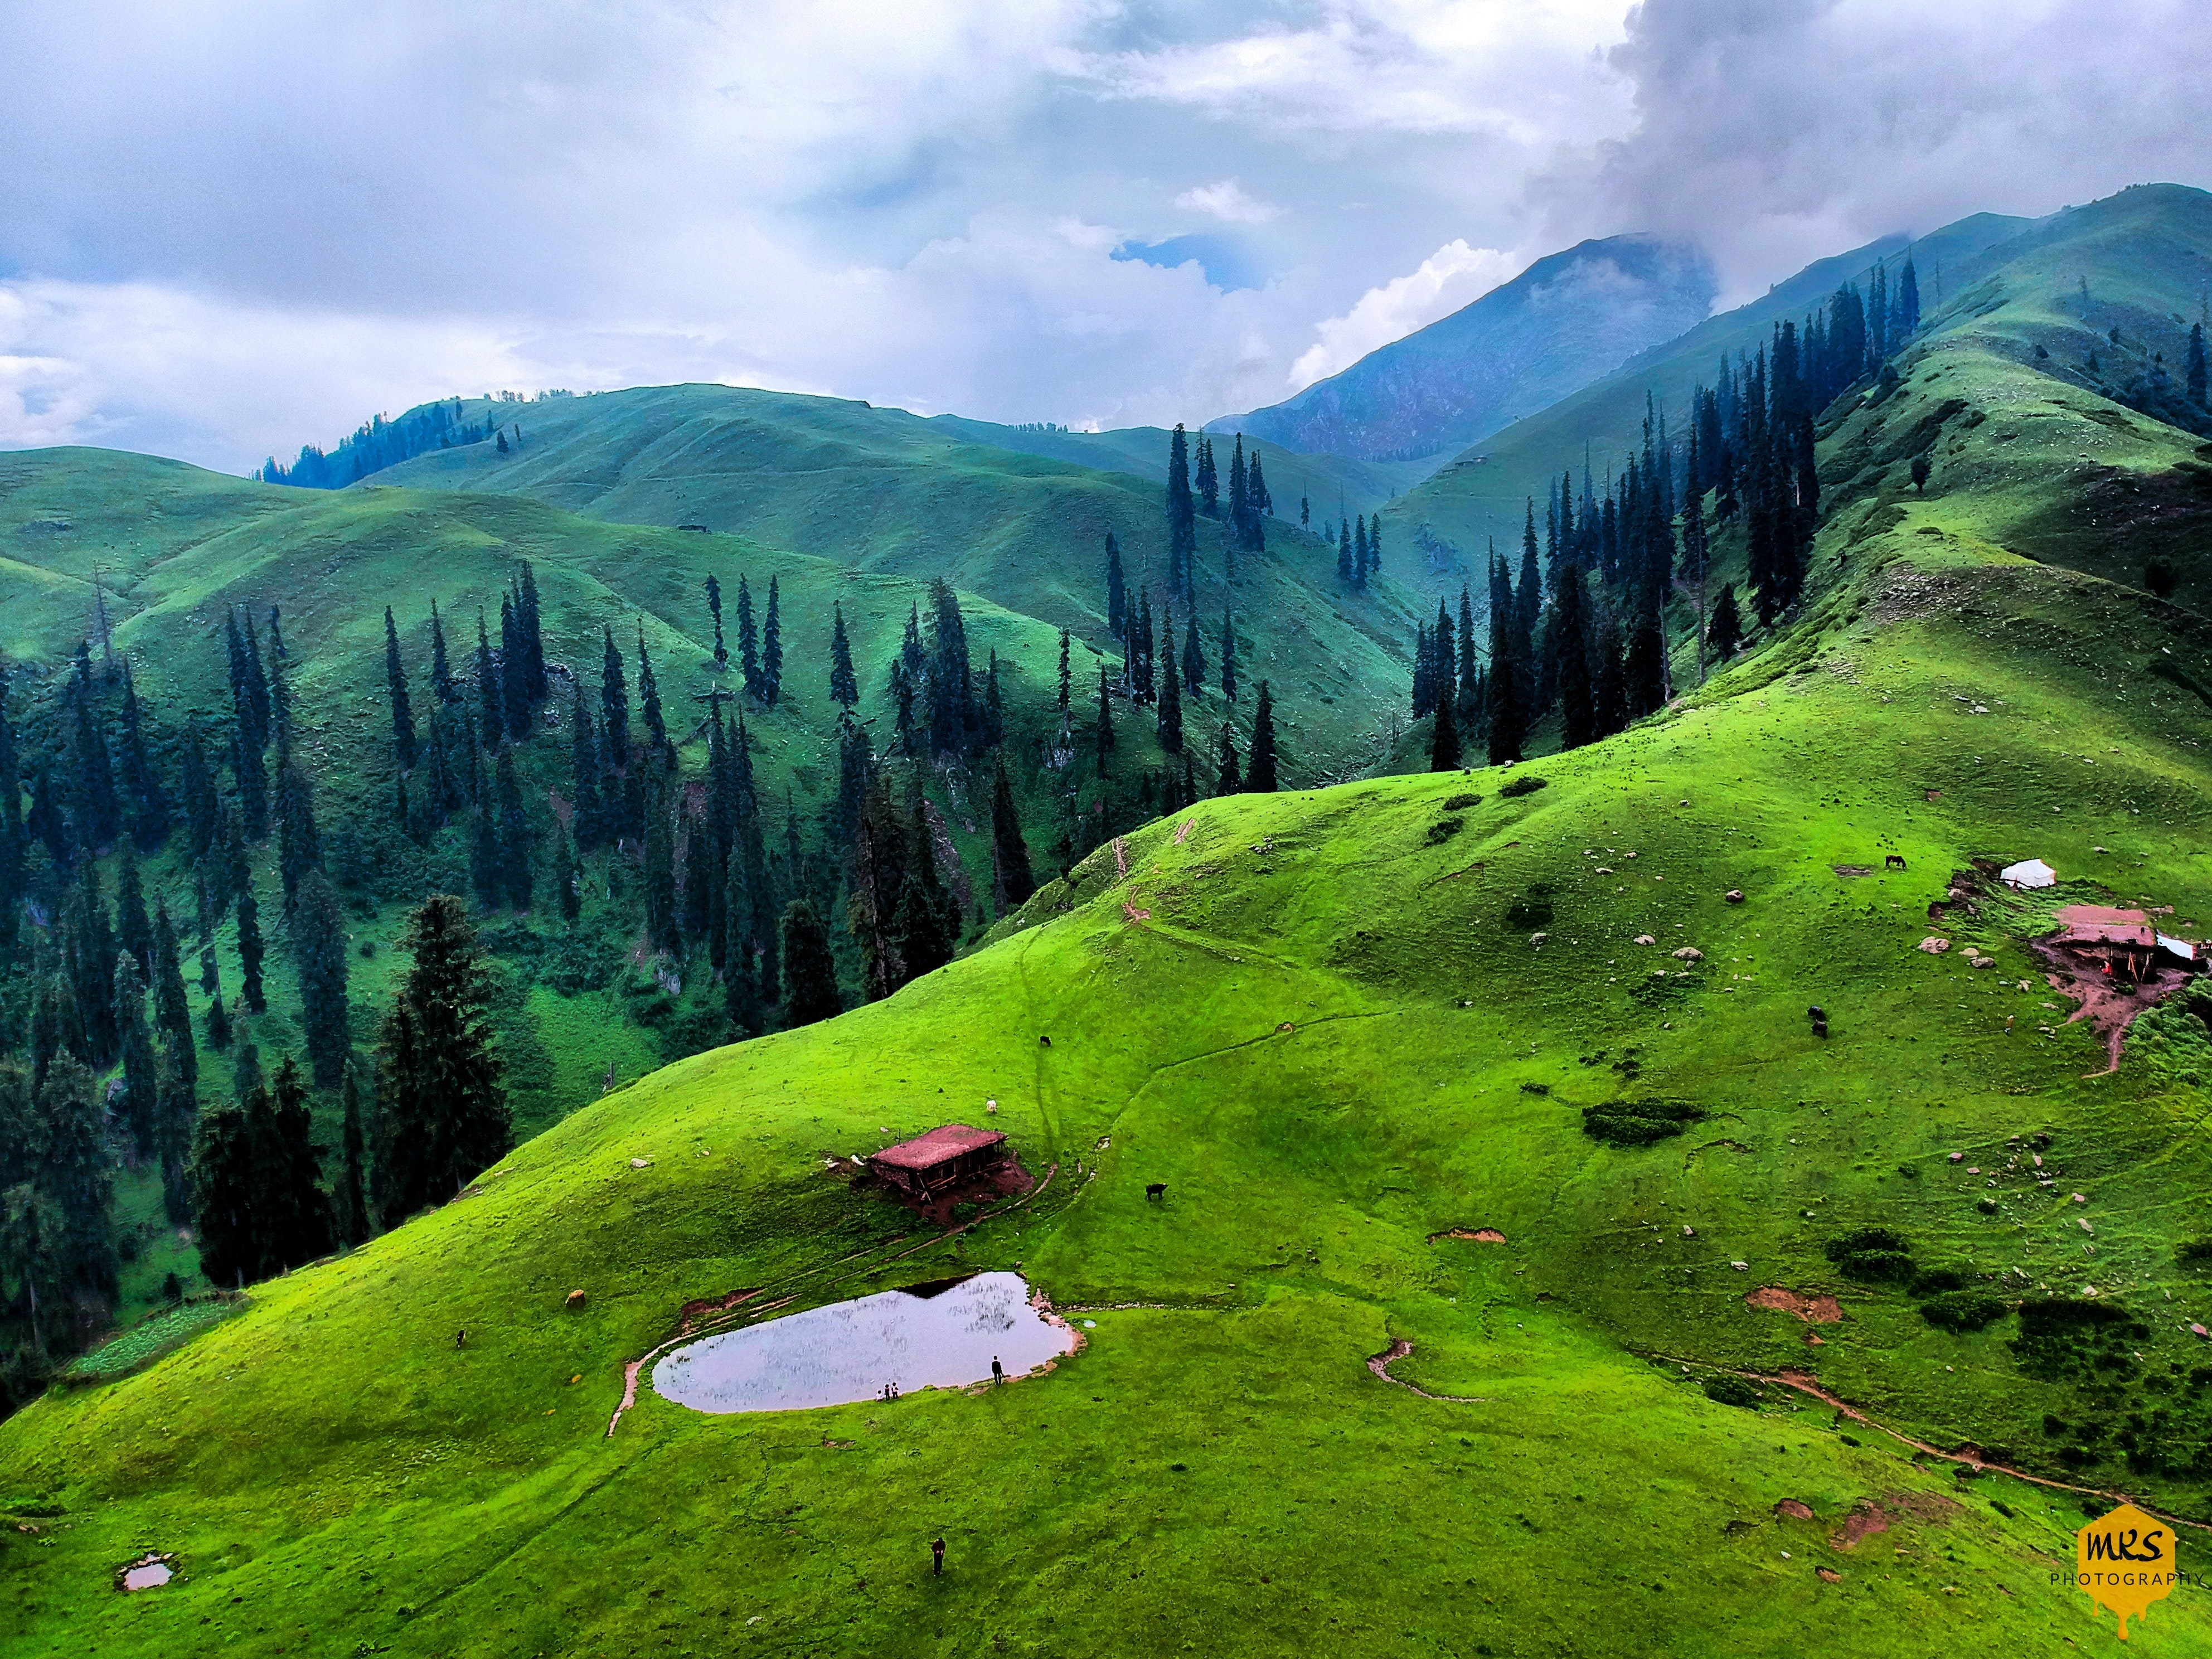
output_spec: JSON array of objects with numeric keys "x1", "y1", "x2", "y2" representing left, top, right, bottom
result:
[
  {"x1": 1582, "y1": 1099, "x2": 1704, "y2": 1147},
  {"x1": 1912, "y1": 1265, "x2": 1968, "y2": 1294},
  {"x1": 1702, "y1": 1375, "x2": 1762, "y2": 1409},
  {"x1": 1498, "y1": 775, "x2": 1549, "y2": 799},
  {"x1": 2176, "y1": 1237, "x2": 2212, "y2": 1265},
  {"x1": 1443, "y1": 792, "x2": 1481, "y2": 810},
  {"x1": 1919, "y1": 1291, "x2": 2008, "y2": 1332},
  {"x1": 1427, "y1": 817, "x2": 1464, "y2": 845}
]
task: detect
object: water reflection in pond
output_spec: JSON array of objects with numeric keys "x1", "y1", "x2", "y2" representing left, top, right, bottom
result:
[
  {"x1": 653, "y1": 1272, "x2": 1074, "y2": 1414},
  {"x1": 119, "y1": 1555, "x2": 173, "y2": 1590}
]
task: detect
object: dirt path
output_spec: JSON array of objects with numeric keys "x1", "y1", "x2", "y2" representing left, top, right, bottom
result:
[
  {"x1": 1365, "y1": 1338, "x2": 1490, "y2": 1404},
  {"x1": 1648, "y1": 1351, "x2": 2212, "y2": 1536}
]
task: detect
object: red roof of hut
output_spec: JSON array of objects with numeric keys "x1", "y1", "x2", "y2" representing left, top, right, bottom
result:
[
  {"x1": 870, "y1": 1125, "x2": 1006, "y2": 1172},
  {"x1": 2055, "y1": 905, "x2": 2156, "y2": 949}
]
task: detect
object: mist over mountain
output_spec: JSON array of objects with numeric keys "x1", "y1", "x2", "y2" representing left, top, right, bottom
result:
[{"x1": 1215, "y1": 235, "x2": 1716, "y2": 464}]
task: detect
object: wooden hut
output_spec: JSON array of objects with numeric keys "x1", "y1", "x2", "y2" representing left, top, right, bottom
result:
[
  {"x1": 867, "y1": 1126, "x2": 1008, "y2": 1198},
  {"x1": 2054, "y1": 905, "x2": 2158, "y2": 979}
]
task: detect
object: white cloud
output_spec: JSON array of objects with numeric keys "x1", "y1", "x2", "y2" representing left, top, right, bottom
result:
[
  {"x1": 1288, "y1": 240, "x2": 1527, "y2": 387},
  {"x1": 1174, "y1": 180, "x2": 1282, "y2": 225}
]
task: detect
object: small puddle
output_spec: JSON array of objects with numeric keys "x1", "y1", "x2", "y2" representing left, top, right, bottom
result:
[
  {"x1": 653, "y1": 1272, "x2": 1074, "y2": 1413},
  {"x1": 119, "y1": 1555, "x2": 173, "y2": 1591}
]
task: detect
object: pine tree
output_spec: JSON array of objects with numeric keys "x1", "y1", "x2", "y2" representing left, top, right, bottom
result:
[
  {"x1": 496, "y1": 750, "x2": 532, "y2": 910},
  {"x1": 154, "y1": 1042, "x2": 195, "y2": 1224},
  {"x1": 1353, "y1": 516, "x2": 1369, "y2": 589},
  {"x1": 1215, "y1": 722, "x2": 1241, "y2": 794},
  {"x1": 429, "y1": 599, "x2": 455, "y2": 706},
  {"x1": 70, "y1": 646, "x2": 121, "y2": 850},
  {"x1": 924, "y1": 578, "x2": 977, "y2": 756},
  {"x1": 830, "y1": 601, "x2": 858, "y2": 709},
  {"x1": 117, "y1": 664, "x2": 169, "y2": 851},
  {"x1": 332, "y1": 1064, "x2": 371, "y2": 1246},
  {"x1": 239, "y1": 610, "x2": 273, "y2": 753},
  {"x1": 763, "y1": 575, "x2": 783, "y2": 705},
  {"x1": 637, "y1": 624, "x2": 669, "y2": 764},
  {"x1": 1246, "y1": 681, "x2": 1279, "y2": 792},
  {"x1": 1166, "y1": 428, "x2": 1196, "y2": 595},
  {"x1": 706, "y1": 573, "x2": 728, "y2": 666},
  {"x1": 1337, "y1": 518, "x2": 1354, "y2": 584},
  {"x1": 1094, "y1": 664, "x2": 1114, "y2": 778},
  {"x1": 1457, "y1": 588, "x2": 1480, "y2": 723},
  {"x1": 988, "y1": 760, "x2": 1034, "y2": 914},
  {"x1": 779, "y1": 900, "x2": 842, "y2": 1027},
  {"x1": 294, "y1": 870, "x2": 352, "y2": 1088},
  {"x1": 1220, "y1": 609, "x2": 1238, "y2": 703},
  {"x1": 1623, "y1": 593, "x2": 1668, "y2": 719},
  {"x1": 189, "y1": 1089, "x2": 256, "y2": 1288},
  {"x1": 600, "y1": 625, "x2": 630, "y2": 772},
  {"x1": 115, "y1": 952, "x2": 159, "y2": 1158},
  {"x1": 723, "y1": 926, "x2": 762, "y2": 1038},
  {"x1": 1182, "y1": 608, "x2": 1205, "y2": 696},
  {"x1": 1707, "y1": 584, "x2": 1744, "y2": 659},
  {"x1": 1104, "y1": 532, "x2": 1128, "y2": 637},
  {"x1": 1516, "y1": 502, "x2": 1542, "y2": 654},
  {"x1": 517, "y1": 561, "x2": 546, "y2": 706},
  {"x1": 1056, "y1": 629, "x2": 1071, "y2": 720},
  {"x1": 982, "y1": 651, "x2": 1005, "y2": 749},
  {"x1": 274, "y1": 758, "x2": 321, "y2": 908},
  {"x1": 150, "y1": 899, "x2": 196, "y2": 1089},
  {"x1": 385, "y1": 608, "x2": 418, "y2": 770},
  {"x1": 236, "y1": 878, "x2": 267, "y2": 1013},
  {"x1": 642, "y1": 774, "x2": 677, "y2": 950},
  {"x1": 1194, "y1": 431, "x2": 1218, "y2": 517},
  {"x1": 116, "y1": 835, "x2": 154, "y2": 974},
  {"x1": 553, "y1": 821, "x2": 580, "y2": 922},
  {"x1": 737, "y1": 575, "x2": 761, "y2": 701},
  {"x1": 32, "y1": 1052, "x2": 116, "y2": 1327},
  {"x1": 1156, "y1": 603, "x2": 1183, "y2": 754},
  {"x1": 1553, "y1": 565, "x2": 1595, "y2": 750},
  {"x1": 376, "y1": 894, "x2": 510, "y2": 1220},
  {"x1": 1429, "y1": 694, "x2": 1461, "y2": 772},
  {"x1": 1366, "y1": 513, "x2": 1381, "y2": 577},
  {"x1": 500, "y1": 591, "x2": 532, "y2": 741}
]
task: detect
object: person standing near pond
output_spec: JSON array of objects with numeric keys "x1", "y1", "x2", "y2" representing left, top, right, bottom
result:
[
  {"x1": 991, "y1": 1356, "x2": 1003, "y2": 1385},
  {"x1": 932, "y1": 1536, "x2": 945, "y2": 1575}
]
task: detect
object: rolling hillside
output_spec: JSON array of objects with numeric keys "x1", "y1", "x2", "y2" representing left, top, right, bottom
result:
[
  {"x1": 7, "y1": 461, "x2": 2212, "y2": 1650},
  {"x1": 1218, "y1": 234, "x2": 1716, "y2": 463}
]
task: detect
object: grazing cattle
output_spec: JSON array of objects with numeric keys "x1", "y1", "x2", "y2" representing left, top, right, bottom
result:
[
  {"x1": 1145, "y1": 1182, "x2": 1167, "y2": 1201},
  {"x1": 565, "y1": 1289, "x2": 588, "y2": 1309},
  {"x1": 1807, "y1": 1005, "x2": 1830, "y2": 1039},
  {"x1": 1885, "y1": 855, "x2": 1908, "y2": 871},
  {"x1": 1039, "y1": 1034, "x2": 1053, "y2": 1047}
]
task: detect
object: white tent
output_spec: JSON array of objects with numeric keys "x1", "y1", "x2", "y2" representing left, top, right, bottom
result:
[{"x1": 2000, "y1": 858, "x2": 2057, "y2": 890}]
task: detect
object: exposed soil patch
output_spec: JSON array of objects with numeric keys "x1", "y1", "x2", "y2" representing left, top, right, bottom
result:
[
  {"x1": 2036, "y1": 955, "x2": 2193, "y2": 1073},
  {"x1": 1832, "y1": 865, "x2": 1875, "y2": 877},
  {"x1": 1830, "y1": 1502, "x2": 1891, "y2": 1548},
  {"x1": 1817, "y1": 1568, "x2": 1844, "y2": 1584},
  {"x1": 678, "y1": 1287, "x2": 761, "y2": 1335},
  {"x1": 1428, "y1": 1228, "x2": 1506, "y2": 1244},
  {"x1": 1773, "y1": 1499, "x2": 1815, "y2": 1521},
  {"x1": 1365, "y1": 1338, "x2": 1488, "y2": 1404},
  {"x1": 1745, "y1": 1287, "x2": 1844, "y2": 1324}
]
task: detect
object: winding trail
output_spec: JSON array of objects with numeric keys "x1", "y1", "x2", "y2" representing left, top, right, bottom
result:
[
  {"x1": 1365, "y1": 1339, "x2": 1490, "y2": 1404},
  {"x1": 1643, "y1": 1351, "x2": 2212, "y2": 1536}
]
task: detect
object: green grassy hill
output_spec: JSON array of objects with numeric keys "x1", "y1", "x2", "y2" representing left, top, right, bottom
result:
[
  {"x1": 1383, "y1": 211, "x2": 2039, "y2": 581},
  {"x1": 9, "y1": 397, "x2": 2212, "y2": 1650}
]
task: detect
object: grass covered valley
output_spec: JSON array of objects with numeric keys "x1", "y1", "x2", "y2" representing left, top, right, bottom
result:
[{"x1": 7, "y1": 172, "x2": 2212, "y2": 1658}]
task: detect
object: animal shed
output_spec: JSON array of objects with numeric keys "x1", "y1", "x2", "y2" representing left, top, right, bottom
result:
[{"x1": 867, "y1": 1125, "x2": 1010, "y2": 1197}]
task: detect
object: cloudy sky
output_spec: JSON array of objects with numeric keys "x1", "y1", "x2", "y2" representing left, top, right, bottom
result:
[{"x1": 3, "y1": 0, "x2": 2208, "y2": 473}]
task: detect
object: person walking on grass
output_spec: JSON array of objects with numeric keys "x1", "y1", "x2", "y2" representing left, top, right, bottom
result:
[
  {"x1": 992, "y1": 1356, "x2": 1003, "y2": 1385},
  {"x1": 932, "y1": 1536, "x2": 946, "y2": 1575}
]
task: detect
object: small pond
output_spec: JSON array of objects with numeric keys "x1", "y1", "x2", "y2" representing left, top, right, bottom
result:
[
  {"x1": 119, "y1": 1555, "x2": 173, "y2": 1590},
  {"x1": 652, "y1": 1272, "x2": 1074, "y2": 1414}
]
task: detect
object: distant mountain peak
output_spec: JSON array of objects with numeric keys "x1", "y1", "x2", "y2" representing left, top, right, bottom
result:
[{"x1": 1216, "y1": 233, "x2": 1716, "y2": 463}]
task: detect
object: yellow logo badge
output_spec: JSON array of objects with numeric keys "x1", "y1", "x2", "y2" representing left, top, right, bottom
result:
[{"x1": 2074, "y1": 1502, "x2": 2179, "y2": 1640}]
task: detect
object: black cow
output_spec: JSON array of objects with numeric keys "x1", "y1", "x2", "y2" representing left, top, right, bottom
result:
[
  {"x1": 1807, "y1": 1005, "x2": 1829, "y2": 1038},
  {"x1": 1885, "y1": 855, "x2": 1908, "y2": 871},
  {"x1": 1145, "y1": 1182, "x2": 1167, "y2": 1202}
]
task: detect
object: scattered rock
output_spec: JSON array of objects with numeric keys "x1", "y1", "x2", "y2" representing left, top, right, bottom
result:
[
  {"x1": 1918, "y1": 937, "x2": 1951, "y2": 954},
  {"x1": 630, "y1": 1157, "x2": 652, "y2": 1170},
  {"x1": 1530, "y1": 933, "x2": 1549, "y2": 948},
  {"x1": 1773, "y1": 1499, "x2": 1815, "y2": 1521},
  {"x1": 1681, "y1": 1224, "x2": 1696, "y2": 1238},
  {"x1": 1730, "y1": 1260, "x2": 1750, "y2": 1272},
  {"x1": 1817, "y1": 1568, "x2": 1844, "y2": 1584},
  {"x1": 1830, "y1": 1502, "x2": 1891, "y2": 1548},
  {"x1": 1725, "y1": 890, "x2": 1746, "y2": 904},
  {"x1": 1634, "y1": 934, "x2": 1658, "y2": 946},
  {"x1": 1673, "y1": 947, "x2": 1704, "y2": 961},
  {"x1": 1949, "y1": 1152, "x2": 1964, "y2": 1162}
]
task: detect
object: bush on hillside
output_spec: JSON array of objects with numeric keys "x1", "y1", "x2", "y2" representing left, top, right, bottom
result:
[
  {"x1": 1702, "y1": 1375, "x2": 1763, "y2": 1409},
  {"x1": 1427, "y1": 817, "x2": 1464, "y2": 844},
  {"x1": 1443, "y1": 792, "x2": 1481, "y2": 810},
  {"x1": 1498, "y1": 775, "x2": 1548, "y2": 799},
  {"x1": 1919, "y1": 1291, "x2": 2009, "y2": 1333},
  {"x1": 1581, "y1": 1099, "x2": 1704, "y2": 1147}
]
